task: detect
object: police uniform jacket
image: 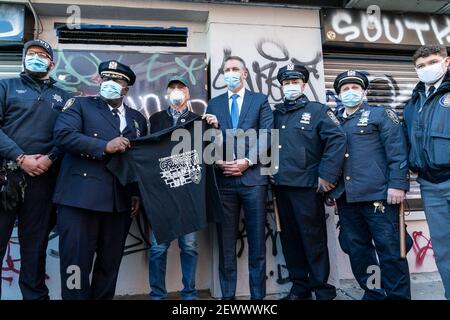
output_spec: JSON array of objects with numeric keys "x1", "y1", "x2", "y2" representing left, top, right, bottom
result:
[
  {"x1": 330, "y1": 102, "x2": 409, "y2": 203},
  {"x1": 273, "y1": 95, "x2": 347, "y2": 187},
  {"x1": 53, "y1": 96, "x2": 148, "y2": 213},
  {"x1": 403, "y1": 70, "x2": 450, "y2": 183},
  {"x1": 0, "y1": 72, "x2": 70, "y2": 161}
]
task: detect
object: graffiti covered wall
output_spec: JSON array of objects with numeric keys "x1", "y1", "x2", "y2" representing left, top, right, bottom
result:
[
  {"x1": 1, "y1": 50, "x2": 209, "y2": 299},
  {"x1": 206, "y1": 8, "x2": 339, "y2": 297}
]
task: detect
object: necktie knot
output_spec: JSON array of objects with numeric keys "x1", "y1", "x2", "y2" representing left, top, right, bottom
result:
[
  {"x1": 428, "y1": 86, "x2": 436, "y2": 97},
  {"x1": 231, "y1": 93, "x2": 239, "y2": 101},
  {"x1": 112, "y1": 108, "x2": 119, "y2": 116}
]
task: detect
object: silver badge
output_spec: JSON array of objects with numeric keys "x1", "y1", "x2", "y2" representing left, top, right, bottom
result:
[
  {"x1": 347, "y1": 70, "x2": 356, "y2": 76},
  {"x1": 357, "y1": 110, "x2": 370, "y2": 127},
  {"x1": 180, "y1": 118, "x2": 186, "y2": 123},
  {"x1": 109, "y1": 61, "x2": 118, "y2": 69},
  {"x1": 53, "y1": 94, "x2": 63, "y2": 103},
  {"x1": 300, "y1": 112, "x2": 311, "y2": 124},
  {"x1": 287, "y1": 63, "x2": 295, "y2": 71}
]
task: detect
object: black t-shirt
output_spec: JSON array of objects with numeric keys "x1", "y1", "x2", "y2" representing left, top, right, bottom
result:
[{"x1": 107, "y1": 115, "x2": 223, "y2": 244}]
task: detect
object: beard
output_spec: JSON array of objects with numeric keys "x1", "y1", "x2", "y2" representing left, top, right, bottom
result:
[{"x1": 24, "y1": 64, "x2": 50, "y2": 79}]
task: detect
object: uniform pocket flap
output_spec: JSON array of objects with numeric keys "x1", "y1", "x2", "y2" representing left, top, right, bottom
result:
[{"x1": 430, "y1": 131, "x2": 450, "y2": 139}]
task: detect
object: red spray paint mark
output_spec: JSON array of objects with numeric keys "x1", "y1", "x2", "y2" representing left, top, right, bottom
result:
[{"x1": 412, "y1": 231, "x2": 434, "y2": 267}]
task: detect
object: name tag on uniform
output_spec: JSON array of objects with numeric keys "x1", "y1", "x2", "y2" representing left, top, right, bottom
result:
[
  {"x1": 300, "y1": 112, "x2": 311, "y2": 124},
  {"x1": 357, "y1": 110, "x2": 371, "y2": 126}
]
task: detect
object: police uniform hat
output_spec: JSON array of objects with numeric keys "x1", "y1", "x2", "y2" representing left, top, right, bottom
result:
[
  {"x1": 23, "y1": 39, "x2": 54, "y2": 60},
  {"x1": 333, "y1": 70, "x2": 369, "y2": 94},
  {"x1": 277, "y1": 63, "x2": 310, "y2": 84},
  {"x1": 98, "y1": 60, "x2": 136, "y2": 86},
  {"x1": 167, "y1": 75, "x2": 189, "y2": 88}
]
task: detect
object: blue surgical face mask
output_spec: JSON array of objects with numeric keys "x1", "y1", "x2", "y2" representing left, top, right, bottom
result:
[
  {"x1": 340, "y1": 89, "x2": 364, "y2": 107},
  {"x1": 100, "y1": 80, "x2": 124, "y2": 100},
  {"x1": 24, "y1": 55, "x2": 49, "y2": 73},
  {"x1": 224, "y1": 71, "x2": 242, "y2": 91},
  {"x1": 283, "y1": 84, "x2": 303, "y2": 101}
]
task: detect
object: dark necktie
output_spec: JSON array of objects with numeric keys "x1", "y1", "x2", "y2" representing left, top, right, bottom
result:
[
  {"x1": 428, "y1": 86, "x2": 435, "y2": 97},
  {"x1": 112, "y1": 108, "x2": 120, "y2": 129}
]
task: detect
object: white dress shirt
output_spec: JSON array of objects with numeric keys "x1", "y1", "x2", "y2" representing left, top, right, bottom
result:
[
  {"x1": 227, "y1": 86, "x2": 246, "y2": 116},
  {"x1": 108, "y1": 103, "x2": 127, "y2": 132},
  {"x1": 226, "y1": 87, "x2": 253, "y2": 165}
]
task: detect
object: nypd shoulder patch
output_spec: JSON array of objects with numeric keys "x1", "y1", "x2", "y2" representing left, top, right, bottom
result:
[
  {"x1": 439, "y1": 92, "x2": 450, "y2": 107},
  {"x1": 385, "y1": 108, "x2": 400, "y2": 125},
  {"x1": 326, "y1": 110, "x2": 340, "y2": 126},
  {"x1": 62, "y1": 98, "x2": 75, "y2": 112}
]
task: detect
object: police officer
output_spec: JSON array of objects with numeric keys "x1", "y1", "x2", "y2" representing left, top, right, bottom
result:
[
  {"x1": 273, "y1": 64, "x2": 346, "y2": 300},
  {"x1": 403, "y1": 45, "x2": 450, "y2": 299},
  {"x1": 53, "y1": 60, "x2": 148, "y2": 300},
  {"x1": 330, "y1": 70, "x2": 412, "y2": 300},
  {"x1": 0, "y1": 39, "x2": 70, "y2": 300}
]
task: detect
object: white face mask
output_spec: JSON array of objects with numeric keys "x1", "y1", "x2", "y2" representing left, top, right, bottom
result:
[
  {"x1": 169, "y1": 89, "x2": 185, "y2": 106},
  {"x1": 416, "y1": 60, "x2": 447, "y2": 85}
]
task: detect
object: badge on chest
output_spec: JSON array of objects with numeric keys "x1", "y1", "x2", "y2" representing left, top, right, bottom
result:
[
  {"x1": 300, "y1": 112, "x2": 312, "y2": 124},
  {"x1": 357, "y1": 110, "x2": 371, "y2": 126},
  {"x1": 439, "y1": 92, "x2": 450, "y2": 107}
]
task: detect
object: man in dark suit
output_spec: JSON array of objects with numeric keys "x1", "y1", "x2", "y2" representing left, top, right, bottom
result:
[
  {"x1": 53, "y1": 60, "x2": 148, "y2": 300},
  {"x1": 207, "y1": 56, "x2": 273, "y2": 300}
]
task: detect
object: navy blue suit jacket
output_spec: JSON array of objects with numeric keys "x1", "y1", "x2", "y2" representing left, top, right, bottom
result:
[
  {"x1": 206, "y1": 90, "x2": 273, "y2": 187},
  {"x1": 53, "y1": 96, "x2": 148, "y2": 213}
]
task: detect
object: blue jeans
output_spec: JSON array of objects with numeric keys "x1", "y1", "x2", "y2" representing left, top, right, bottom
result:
[
  {"x1": 337, "y1": 197, "x2": 412, "y2": 300},
  {"x1": 418, "y1": 177, "x2": 450, "y2": 299},
  {"x1": 148, "y1": 232, "x2": 198, "y2": 300}
]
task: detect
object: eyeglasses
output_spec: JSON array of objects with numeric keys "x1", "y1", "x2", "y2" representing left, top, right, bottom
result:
[{"x1": 26, "y1": 50, "x2": 51, "y2": 60}]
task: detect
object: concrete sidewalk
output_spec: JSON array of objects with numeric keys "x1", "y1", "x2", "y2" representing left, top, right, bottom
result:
[{"x1": 116, "y1": 272, "x2": 446, "y2": 300}]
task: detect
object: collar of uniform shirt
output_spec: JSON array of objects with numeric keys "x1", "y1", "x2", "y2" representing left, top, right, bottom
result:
[
  {"x1": 342, "y1": 106, "x2": 361, "y2": 119},
  {"x1": 425, "y1": 75, "x2": 444, "y2": 95},
  {"x1": 108, "y1": 103, "x2": 125, "y2": 115},
  {"x1": 227, "y1": 86, "x2": 246, "y2": 113}
]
